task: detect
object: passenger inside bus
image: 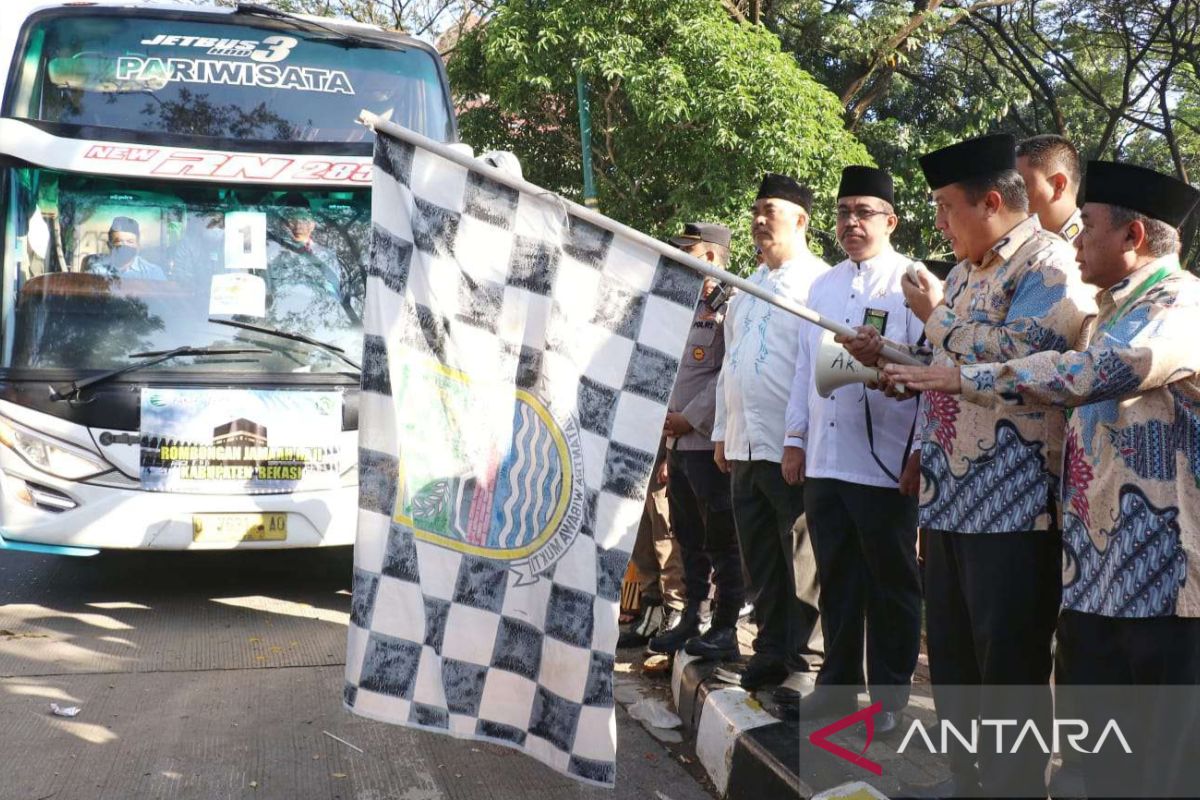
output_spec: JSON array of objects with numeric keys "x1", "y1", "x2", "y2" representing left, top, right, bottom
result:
[
  {"x1": 271, "y1": 197, "x2": 340, "y2": 279},
  {"x1": 82, "y1": 216, "x2": 167, "y2": 281},
  {"x1": 265, "y1": 195, "x2": 354, "y2": 326}
]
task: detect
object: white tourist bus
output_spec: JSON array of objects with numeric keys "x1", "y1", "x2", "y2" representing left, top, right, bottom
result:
[{"x1": 0, "y1": 1, "x2": 456, "y2": 553}]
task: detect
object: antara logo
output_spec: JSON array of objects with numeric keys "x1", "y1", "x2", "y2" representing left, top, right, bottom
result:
[
  {"x1": 808, "y1": 704, "x2": 1132, "y2": 776},
  {"x1": 896, "y1": 718, "x2": 1133, "y2": 757},
  {"x1": 808, "y1": 703, "x2": 885, "y2": 776}
]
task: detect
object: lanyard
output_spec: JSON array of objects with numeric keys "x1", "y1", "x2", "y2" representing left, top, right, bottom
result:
[
  {"x1": 1065, "y1": 265, "x2": 1173, "y2": 421},
  {"x1": 1101, "y1": 265, "x2": 1174, "y2": 333}
]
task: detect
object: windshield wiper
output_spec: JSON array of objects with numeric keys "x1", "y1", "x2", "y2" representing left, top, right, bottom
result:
[
  {"x1": 49, "y1": 346, "x2": 271, "y2": 402},
  {"x1": 235, "y1": 3, "x2": 377, "y2": 46},
  {"x1": 208, "y1": 318, "x2": 362, "y2": 372}
]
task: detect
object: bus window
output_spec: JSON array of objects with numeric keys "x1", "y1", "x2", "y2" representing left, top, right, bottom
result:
[
  {"x1": 2, "y1": 167, "x2": 369, "y2": 373},
  {"x1": 9, "y1": 13, "x2": 453, "y2": 143}
]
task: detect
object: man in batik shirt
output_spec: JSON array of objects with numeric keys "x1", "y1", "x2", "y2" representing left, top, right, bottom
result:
[
  {"x1": 887, "y1": 160, "x2": 1200, "y2": 800},
  {"x1": 840, "y1": 134, "x2": 1095, "y2": 798}
]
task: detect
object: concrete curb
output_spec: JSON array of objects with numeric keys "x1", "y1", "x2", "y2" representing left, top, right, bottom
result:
[{"x1": 671, "y1": 652, "x2": 805, "y2": 798}]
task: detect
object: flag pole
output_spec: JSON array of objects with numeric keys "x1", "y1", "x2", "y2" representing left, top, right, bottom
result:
[{"x1": 358, "y1": 111, "x2": 923, "y2": 367}]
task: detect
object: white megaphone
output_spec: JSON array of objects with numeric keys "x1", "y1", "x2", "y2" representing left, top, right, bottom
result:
[{"x1": 814, "y1": 330, "x2": 882, "y2": 398}]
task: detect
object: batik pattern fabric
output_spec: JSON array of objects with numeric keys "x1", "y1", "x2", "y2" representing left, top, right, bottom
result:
[
  {"x1": 345, "y1": 131, "x2": 702, "y2": 785},
  {"x1": 962, "y1": 257, "x2": 1200, "y2": 618},
  {"x1": 918, "y1": 215, "x2": 1095, "y2": 533}
]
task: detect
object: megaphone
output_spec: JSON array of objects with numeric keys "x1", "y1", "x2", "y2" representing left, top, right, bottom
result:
[{"x1": 814, "y1": 330, "x2": 882, "y2": 398}]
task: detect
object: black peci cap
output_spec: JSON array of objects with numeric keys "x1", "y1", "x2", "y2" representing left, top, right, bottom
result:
[
  {"x1": 669, "y1": 222, "x2": 733, "y2": 249},
  {"x1": 1081, "y1": 161, "x2": 1200, "y2": 229},
  {"x1": 756, "y1": 173, "x2": 814, "y2": 213},
  {"x1": 919, "y1": 134, "x2": 1017, "y2": 191},
  {"x1": 278, "y1": 192, "x2": 315, "y2": 219},
  {"x1": 109, "y1": 215, "x2": 140, "y2": 237},
  {"x1": 838, "y1": 165, "x2": 894, "y2": 205}
]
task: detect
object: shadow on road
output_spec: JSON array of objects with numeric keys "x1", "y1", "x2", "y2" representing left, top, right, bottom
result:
[{"x1": 0, "y1": 547, "x2": 356, "y2": 679}]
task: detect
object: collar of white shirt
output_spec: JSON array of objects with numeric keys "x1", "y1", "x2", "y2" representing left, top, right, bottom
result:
[
  {"x1": 757, "y1": 248, "x2": 826, "y2": 273},
  {"x1": 836, "y1": 246, "x2": 904, "y2": 273}
]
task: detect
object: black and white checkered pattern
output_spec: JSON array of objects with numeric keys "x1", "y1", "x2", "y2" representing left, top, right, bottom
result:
[{"x1": 345, "y1": 132, "x2": 702, "y2": 786}]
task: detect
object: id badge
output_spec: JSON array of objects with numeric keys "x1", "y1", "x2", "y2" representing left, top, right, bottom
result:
[{"x1": 863, "y1": 307, "x2": 889, "y2": 335}]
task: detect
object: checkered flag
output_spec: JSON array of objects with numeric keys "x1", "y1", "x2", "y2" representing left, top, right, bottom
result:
[{"x1": 344, "y1": 128, "x2": 703, "y2": 786}]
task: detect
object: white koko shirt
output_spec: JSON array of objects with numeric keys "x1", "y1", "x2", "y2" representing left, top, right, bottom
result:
[
  {"x1": 784, "y1": 248, "x2": 925, "y2": 488},
  {"x1": 713, "y1": 252, "x2": 828, "y2": 463}
]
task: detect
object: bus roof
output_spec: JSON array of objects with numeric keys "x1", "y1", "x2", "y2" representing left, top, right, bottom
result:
[
  {"x1": 0, "y1": 0, "x2": 439, "y2": 79},
  {"x1": 0, "y1": 1, "x2": 454, "y2": 186}
]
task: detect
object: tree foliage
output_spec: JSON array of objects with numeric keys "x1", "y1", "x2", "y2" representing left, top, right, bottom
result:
[
  {"x1": 446, "y1": 0, "x2": 871, "y2": 269},
  {"x1": 765, "y1": 0, "x2": 1200, "y2": 264},
  {"x1": 211, "y1": 0, "x2": 492, "y2": 40}
]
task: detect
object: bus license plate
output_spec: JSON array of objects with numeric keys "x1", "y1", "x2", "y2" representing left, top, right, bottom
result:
[{"x1": 192, "y1": 513, "x2": 287, "y2": 543}]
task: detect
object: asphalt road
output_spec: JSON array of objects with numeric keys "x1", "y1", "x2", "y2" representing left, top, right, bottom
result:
[{"x1": 0, "y1": 547, "x2": 714, "y2": 800}]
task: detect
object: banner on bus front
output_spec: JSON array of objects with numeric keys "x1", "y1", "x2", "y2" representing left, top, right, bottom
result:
[{"x1": 139, "y1": 388, "x2": 341, "y2": 493}]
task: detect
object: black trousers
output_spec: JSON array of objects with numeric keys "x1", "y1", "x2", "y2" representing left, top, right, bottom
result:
[
  {"x1": 730, "y1": 459, "x2": 821, "y2": 671},
  {"x1": 1057, "y1": 610, "x2": 1200, "y2": 799},
  {"x1": 804, "y1": 478, "x2": 920, "y2": 711},
  {"x1": 667, "y1": 448, "x2": 746, "y2": 626},
  {"x1": 924, "y1": 529, "x2": 1061, "y2": 798}
]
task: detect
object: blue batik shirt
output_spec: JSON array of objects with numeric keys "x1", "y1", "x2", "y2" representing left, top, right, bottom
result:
[
  {"x1": 918, "y1": 215, "x2": 1095, "y2": 533},
  {"x1": 962, "y1": 257, "x2": 1200, "y2": 618}
]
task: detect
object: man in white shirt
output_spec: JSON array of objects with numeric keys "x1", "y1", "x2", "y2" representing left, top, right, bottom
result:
[
  {"x1": 711, "y1": 173, "x2": 828, "y2": 690},
  {"x1": 780, "y1": 166, "x2": 923, "y2": 732}
]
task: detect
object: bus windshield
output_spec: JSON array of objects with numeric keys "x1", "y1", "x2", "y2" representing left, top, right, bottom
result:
[
  {"x1": 8, "y1": 11, "x2": 452, "y2": 143},
  {"x1": 3, "y1": 166, "x2": 369, "y2": 376}
]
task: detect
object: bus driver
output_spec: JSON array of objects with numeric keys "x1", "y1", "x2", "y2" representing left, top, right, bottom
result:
[{"x1": 85, "y1": 216, "x2": 167, "y2": 281}]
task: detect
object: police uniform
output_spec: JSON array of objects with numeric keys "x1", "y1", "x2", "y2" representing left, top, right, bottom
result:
[
  {"x1": 649, "y1": 223, "x2": 746, "y2": 658},
  {"x1": 1058, "y1": 207, "x2": 1083, "y2": 243}
]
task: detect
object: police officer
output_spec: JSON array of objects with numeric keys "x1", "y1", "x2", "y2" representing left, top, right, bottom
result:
[
  {"x1": 1016, "y1": 134, "x2": 1083, "y2": 244},
  {"x1": 647, "y1": 223, "x2": 746, "y2": 660}
]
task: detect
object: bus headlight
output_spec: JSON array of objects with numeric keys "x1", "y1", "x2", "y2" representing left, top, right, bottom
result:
[{"x1": 0, "y1": 417, "x2": 110, "y2": 480}]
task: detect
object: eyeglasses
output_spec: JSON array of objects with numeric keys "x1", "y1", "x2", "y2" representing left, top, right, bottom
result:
[{"x1": 836, "y1": 208, "x2": 890, "y2": 222}]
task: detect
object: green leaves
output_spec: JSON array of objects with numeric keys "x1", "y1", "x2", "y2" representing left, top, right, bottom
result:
[{"x1": 448, "y1": 0, "x2": 869, "y2": 271}]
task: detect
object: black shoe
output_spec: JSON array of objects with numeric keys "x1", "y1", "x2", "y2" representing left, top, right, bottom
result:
[
  {"x1": 738, "y1": 655, "x2": 788, "y2": 690},
  {"x1": 770, "y1": 672, "x2": 816, "y2": 706},
  {"x1": 647, "y1": 607, "x2": 701, "y2": 654},
  {"x1": 895, "y1": 775, "x2": 980, "y2": 799},
  {"x1": 684, "y1": 626, "x2": 739, "y2": 660},
  {"x1": 617, "y1": 603, "x2": 664, "y2": 648},
  {"x1": 789, "y1": 687, "x2": 857, "y2": 721}
]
